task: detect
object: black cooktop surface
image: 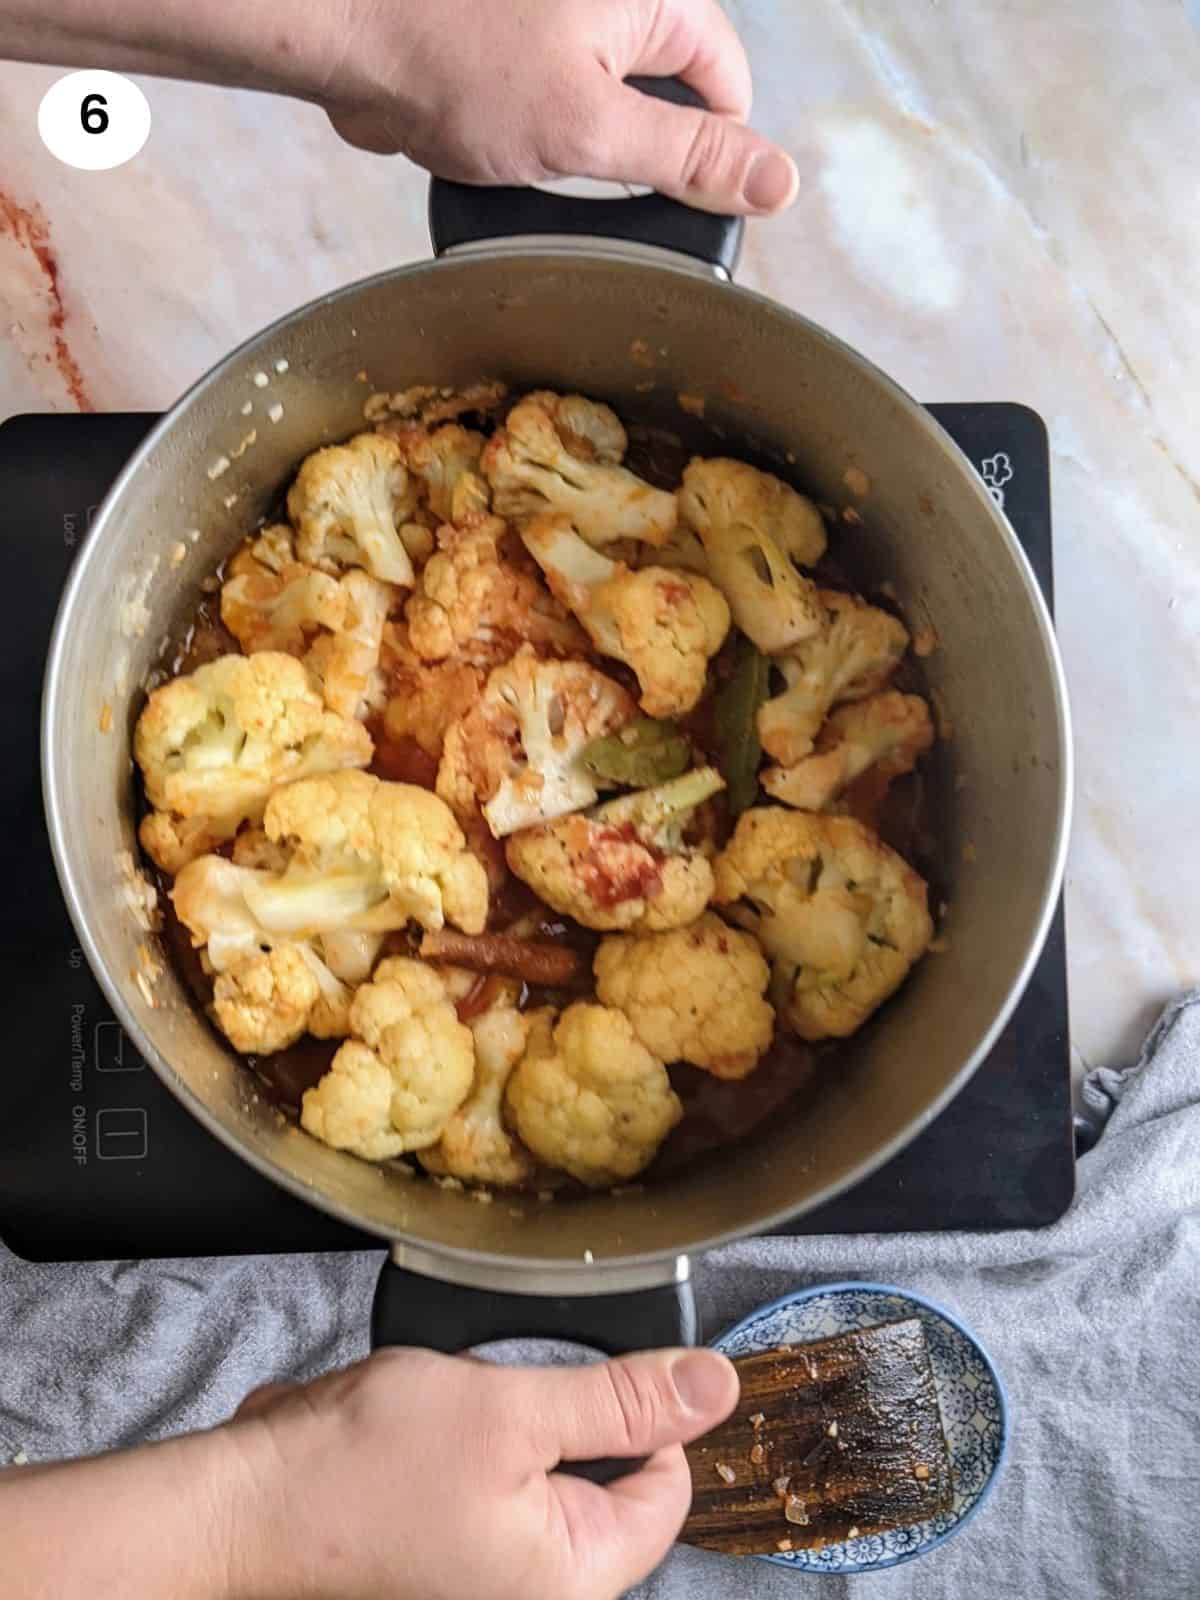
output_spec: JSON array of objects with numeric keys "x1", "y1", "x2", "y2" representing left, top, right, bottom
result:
[{"x1": 0, "y1": 404, "x2": 1072, "y2": 1263}]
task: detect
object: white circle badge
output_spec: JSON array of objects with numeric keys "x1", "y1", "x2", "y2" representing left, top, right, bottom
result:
[{"x1": 38, "y1": 70, "x2": 151, "y2": 172}]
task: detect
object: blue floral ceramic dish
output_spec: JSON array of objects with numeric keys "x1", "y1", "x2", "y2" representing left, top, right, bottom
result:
[{"x1": 712, "y1": 1282, "x2": 1008, "y2": 1575}]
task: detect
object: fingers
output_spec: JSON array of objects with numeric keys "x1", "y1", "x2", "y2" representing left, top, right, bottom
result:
[
  {"x1": 628, "y1": 0, "x2": 753, "y2": 120},
  {"x1": 550, "y1": 1445, "x2": 694, "y2": 1597},
  {"x1": 583, "y1": 78, "x2": 798, "y2": 214},
  {"x1": 516, "y1": 1347, "x2": 739, "y2": 1465}
]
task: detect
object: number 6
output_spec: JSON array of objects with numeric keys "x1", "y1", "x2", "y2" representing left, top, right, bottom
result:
[{"x1": 81, "y1": 93, "x2": 109, "y2": 135}]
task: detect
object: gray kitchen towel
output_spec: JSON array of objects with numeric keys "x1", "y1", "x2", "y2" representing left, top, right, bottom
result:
[{"x1": 2, "y1": 992, "x2": 1198, "y2": 1599}]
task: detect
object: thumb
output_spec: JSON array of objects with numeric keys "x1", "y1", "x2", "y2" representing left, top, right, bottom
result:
[
  {"x1": 582, "y1": 79, "x2": 799, "y2": 216},
  {"x1": 519, "y1": 1348, "x2": 739, "y2": 1465}
]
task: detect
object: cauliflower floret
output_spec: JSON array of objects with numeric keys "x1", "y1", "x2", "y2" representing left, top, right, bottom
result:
[
  {"x1": 521, "y1": 515, "x2": 729, "y2": 717},
  {"x1": 288, "y1": 432, "x2": 419, "y2": 587},
  {"x1": 219, "y1": 526, "x2": 348, "y2": 657},
  {"x1": 135, "y1": 653, "x2": 373, "y2": 872},
  {"x1": 253, "y1": 769, "x2": 488, "y2": 936},
  {"x1": 505, "y1": 1003, "x2": 682, "y2": 1186},
  {"x1": 645, "y1": 524, "x2": 709, "y2": 577},
  {"x1": 763, "y1": 690, "x2": 934, "y2": 811},
  {"x1": 382, "y1": 633, "x2": 486, "y2": 758},
  {"x1": 299, "y1": 1045, "x2": 409, "y2": 1161},
  {"x1": 212, "y1": 945, "x2": 321, "y2": 1055},
  {"x1": 405, "y1": 517, "x2": 585, "y2": 666},
  {"x1": 713, "y1": 808, "x2": 932, "y2": 1041},
  {"x1": 395, "y1": 423, "x2": 489, "y2": 522},
  {"x1": 301, "y1": 957, "x2": 475, "y2": 1158},
  {"x1": 520, "y1": 391, "x2": 627, "y2": 463},
  {"x1": 419, "y1": 1001, "x2": 536, "y2": 1187},
  {"x1": 139, "y1": 810, "x2": 244, "y2": 876},
  {"x1": 304, "y1": 570, "x2": 394, "y2": 721},
  {"x1": 481, "y1": 395, "x2": 676, "y2": 548},
  {"x1": 678, "y1": 458, "x2": 826, "y2": 653},
  {"x1": 594, "y1": 911, "x2": 774, "y2": 1079},
  {"x1": 437, "y1": 646, "x2": 636, "y2": 838},
  {"x1": 758, "y1": 590, "x2": 911, "y2": 766},
  {"x1": 231, "y1": 826, "x2": 289, "y2": 873},
  {"x1": 171, "y1": 856, "x2": 355, "y2": 1043},
  {"x1": 506, "y1": 766, "x2": 724, "y2": 932}
]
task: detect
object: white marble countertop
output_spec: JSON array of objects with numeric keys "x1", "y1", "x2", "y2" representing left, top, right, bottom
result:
[{"x1": 2, "y1": 1, "x2": 1197, "y2": 1079}]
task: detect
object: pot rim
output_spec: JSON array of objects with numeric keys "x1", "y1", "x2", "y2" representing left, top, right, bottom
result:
[{"x1": 41, "y1": 244, "x2": 1074, "y2": 1278}]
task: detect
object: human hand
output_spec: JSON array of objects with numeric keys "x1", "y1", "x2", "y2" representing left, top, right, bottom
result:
[
  {"x1": 312, "y1": 0, "x2": 799, "y2": 215},
  {"x1": 225, "y1": 1344, "x2": 739, "y2": 1600}
]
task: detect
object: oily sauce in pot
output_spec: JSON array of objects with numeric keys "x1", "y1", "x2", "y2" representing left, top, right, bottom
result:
[{"x1": 151, "y1": 426, "x2": 935, "y2": 1192}]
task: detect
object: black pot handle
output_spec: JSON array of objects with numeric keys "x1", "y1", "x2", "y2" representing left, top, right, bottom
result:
[
  {"x1": 372, "y1": 1258, "x2": 699, "y2": 1355},
  {"x1": 427, "y1": 76, "x2": 744, "y2": 277},
  {"x1": 372, "y1": 1260, "x2": 700, "y2": 1485}
]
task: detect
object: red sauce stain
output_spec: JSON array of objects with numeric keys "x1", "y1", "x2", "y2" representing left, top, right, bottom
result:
[{"x1": 0, "y1": 191, "x2": 92, "y2": 411}]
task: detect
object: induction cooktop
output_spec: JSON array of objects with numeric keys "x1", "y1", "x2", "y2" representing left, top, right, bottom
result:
[{"x1": 0, "y1": 403, "x2": 1073, "y2": 1263}]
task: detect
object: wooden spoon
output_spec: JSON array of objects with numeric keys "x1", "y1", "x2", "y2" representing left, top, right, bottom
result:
[{"x1": 681, "y1": 1318, "x2": 953, "y2": 1556}]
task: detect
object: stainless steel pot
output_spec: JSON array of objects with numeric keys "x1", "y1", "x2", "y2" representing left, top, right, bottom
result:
[{"x1": 42, "y1": 165, "x2": 1071, "y2": 1351}]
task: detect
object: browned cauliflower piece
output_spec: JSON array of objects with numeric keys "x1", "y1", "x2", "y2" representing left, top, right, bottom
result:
[
  {"x1": 763, "y1": 690, "x2": 934, "y2": 811},
  {"x1": 212, "y1": 945, "x2": 321, "y2": 1056},
  {"x1": 395, "y1": 422, "x2": 489, "y2": 523},
  {"x1": 519, "y1": 391, "x2": 628, "y2": 463},
  {"x1": 381, "y1": 628, "x2": 487, "y2": 758},
  {"x1": 436, "y1": 646, "x2": 636, "y2": 838},
  {"x1": 288, "y1": 432, "x2": 420, "y2": 587},
  {"x1": 758, "y1": 590, "x2": 911, "y2": 766},
  {"x1": 220, "y1": 525, "x2": 347, "y2": 656},
  {"x1": 594, "y1": 911, "x2": 774, "y2": 1079},
  {"x1": 139, "y1": 811, "x2": 245, "y2": 877},
  {"x1": 521, "y1": 515, "x2": 730, "y2": 717},
  {"x1": 304, "y1": 570, "x2": 395, "y2": 721},
  {"x1": 713, "y1": 808, "x2": 932, "y2": 1041},
  {"x1": 405, "y1": 516, "x2": 585, "y2": 667},
  {"x1": 134, "y1": 653, "x2": 373, "y2": 874},
  {"x1": 418, "y1": 1000, "x2": 536, "y2": 1187},
  {"x1": 170, "y1": 856, "x2": 356, "y2": 1043},
  {"x1": 301, "y1": 957, "x2": 475, "y2": 1159},
  {"x1": 678, "y1": 458, "x2": 826, "y2": 653},
  {"x1": 505, "y1": 1003, "x2": 682, "y2": 1187},
  {"x1": 258, "y1": 769, "x2": 489, "y2": 937},
  {"x1": 505, "y1": 767, "x2": 724, "y2": 932},
  {"x1": 481, "y1": 395, "x2": 676, "y2": 547}
]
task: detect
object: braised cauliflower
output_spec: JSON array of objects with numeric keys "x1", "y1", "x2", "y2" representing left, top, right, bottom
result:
[
  {"x1": 288, "y1": 432, "x2": 420, "y2": 587},
  {"x1": 521, "y1": 391, "x2": 628, "y2": 463},
  {"x1": 505, "y1": 766, "x2": 724, "y2": 932},
  {"x1": 142, "y1": 380, "x2": 947, "y2": 1195},
  {"x1": 396, "y1": 422, "x2": 489, "y2": 523},
  {"x1": 212, "y1": 944, "x2": 320, "y2": 1056},
  {"x1": 254, "y1": 769, "x2": 489, "y2": 936},
  {"x1": 301, "y1": 957, "x2": 475, "y2": 1158},
  {"x1": 405, "y1": 516, "x2": 584, "y2": 666},
  {"x1": 594, "y1": 912, "x2": 774, "y2": 1079},
  {"x1": 419, "y1": 1000, "x2": 536, "y2": 1187},
  {"x1": 678, "y1": 458, "x2": 826, "y2": 653},
  {"x1": 482, "y1": 394, "x2": 676, "y2": 547},
  {"x1": 763, "y1": 690, "x2": 934, "y2": 811},
  {"x1": 304, "y1": 570, "x2": 394, "y2": 721},
  {"x1": 135, "y1": 653, "x2": 372, "y2": 874},
  {"x1": 521, "y1": 515, "x2": 730, "y2": 717},
  {"x1": 437, "y1": 646, "x2": 636, "y2": 837},
  {"x1": 758, "y1": 590, "x2": 910, "y2": 766},
  {"x1": 171, "y1": 855, "x2": 356, "y2": 1042},
  {"x1": 505, "y1": 1003, "x2": 682, "y2": 1186},
  {"x1": 220, "y1": 525, "x2": 347, "y2": 656},
  {"x1": 382, "y1": 631, "x2": 486, "y2": 757},
  {"x1": 713, "y1": 808, "x2": 932, "y2": 1040}
]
